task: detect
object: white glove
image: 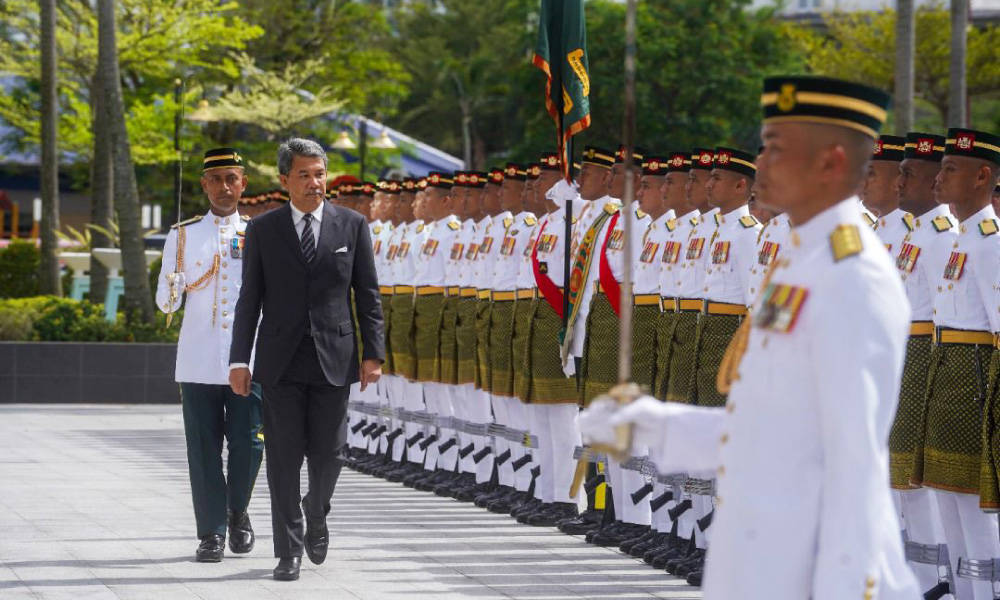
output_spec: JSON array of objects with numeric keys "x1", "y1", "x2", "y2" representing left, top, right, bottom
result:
[
  {"x1": 578, "y1": 397, "x2": 621, "y2": 446},
  {"x1": 562, "y1": 355, "x2": 577, "y2": 378},
  {"x1": 608, "y1": 395, "x2": 676, "y2": 452},
  {"x1": 545, "y1": 180, "x2": 580, "y2": 209},
  {"x1": 166, "y1": 271, "x2": 186, "y2": 293}
]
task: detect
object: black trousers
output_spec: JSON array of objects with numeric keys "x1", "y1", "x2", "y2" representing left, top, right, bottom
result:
[
  {"x1": 180, "y1": 382, "x2": 263, "y2": 538},
  {"x1": 262, "y1": 335, "x2": 350, "y2": 558}
]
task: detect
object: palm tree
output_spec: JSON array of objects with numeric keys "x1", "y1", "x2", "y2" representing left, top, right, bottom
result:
[
  {"x1": 893, "y1": 0, "x2": 915, "y2": 134},
  {"x1": 97, "y1": 0, "x2": 153, "y2": 321},
  {"x1": 948, "y1": 0, "x2": 968, "y2": 127},
  {"x1": 88, "y1": 77, "x2": 114, "y2": 303},
  {"x1": 38, "y1": 0, "x2": 61, "y2": 296}
]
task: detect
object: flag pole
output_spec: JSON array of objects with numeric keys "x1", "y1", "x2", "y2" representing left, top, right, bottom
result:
[{"x1": 618, "y1": 0, "x2": 637, "y2": 384}]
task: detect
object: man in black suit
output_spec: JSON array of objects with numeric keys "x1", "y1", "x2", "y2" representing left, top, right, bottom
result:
[{"x1": 229, "y1": 138, "x2": 384, "y2": 581}]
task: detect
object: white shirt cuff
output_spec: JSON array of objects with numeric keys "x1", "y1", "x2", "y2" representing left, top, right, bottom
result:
[{"x1": 229, "y1": 363, "x2": 249, "y2": 370}]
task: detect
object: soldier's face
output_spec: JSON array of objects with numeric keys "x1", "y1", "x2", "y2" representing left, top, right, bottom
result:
[
  {"x1": 397, "y1": 197, "x2": 414, "y2": 222},
  {"x1": 935, "y1": 156, "x2": 995, "y2": 208},
  {"x1": 281, "y1": 156, "x2": 327, "y2": 211},
  {"x1": 685, "y1": 170, "x2": 710, "y2": 211},
  {"x1": 482, "y1": 184, "x2": 502, "y2": 215},
  {"x1": 663, "y1": 172, "x2": 687, "y2": 213},
  {"x1": 637, "y1": 175, "x2": 663, "y2": 215},
  {"x1": 201, "y1": 167, "x2": 246, "y2": 214},
  {"x1": 895, "y1": 159, "x2": 938, "y2": 214},
  {"x1": 577, "y1": 165, "x2": 609, "y2": 200},
  {"x1": 500, "y1": 180, "x2": 524, "y2": 213},
  {"x1": 758, "y1": 123, "x2": 821, "y2": 218}
]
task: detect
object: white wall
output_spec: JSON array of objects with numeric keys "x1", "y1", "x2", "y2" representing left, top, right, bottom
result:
[{"x1": 750, "y1": 0, "x2": 1000, "y2": 15}]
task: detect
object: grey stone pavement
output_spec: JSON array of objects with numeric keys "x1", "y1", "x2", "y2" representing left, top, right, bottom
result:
[{"x1": 0, "y1": 405, "x2": 701, "y2": 600}]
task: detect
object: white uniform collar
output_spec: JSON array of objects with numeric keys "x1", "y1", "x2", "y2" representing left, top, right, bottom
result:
[
  {"x1": 913, "y1": 204, "x2": 951, "y2": 228},
  {"x1": 720, "y1": 204, "x2": 750, "y2": 223},
  {"x1": 959, "y1": 204, "x2": 997, "y2": 233},
  {"x1": 790, "y1": 197, "x2": 863, "y2": 252},
  {"x1": 289, "y1": 201, "x2": 324, "y2": 224},
  {"x1": 206, "y1": 209, "x2": 238, "y2": 227}
]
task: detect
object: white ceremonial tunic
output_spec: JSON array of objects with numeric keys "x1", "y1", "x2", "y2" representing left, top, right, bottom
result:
[
  {"x1": 676, "y1": 208, "x2": 720, "y2": 301},
  {"x1": 895, "y1": 206, "x2": 956, "y2": 322},
  {"x1": 875, "y1": 208, "x2": 913, "y2": 258},
  {"x1": 414, "y1": 215, "x2": 461, "y2": 288},
  {"x1": 156, "y1": 211, "x2": 249, "y2": 385},
  {"x1": 473, "y1": 214, "x2": 502, "y2": 293},
  {"x1": 604, "y1": 205, "x2": 652, "y2": 284},
  {"x1": 703, "y1": 205, "x2": 760, "y2": 306},
  {"x1": 658, "y1": 210, "x2": 700, "y2": 299},
  {"x1": 929, "y1": 205, "x2": 1000, "y2": 333},
  {"x1": 566, "y1": 198, "x2": 621, "y2": 359},
  {"x1": 647, "y1": 197, "x2": 920, "y2": 599},
  {"x1": 634, "y1": 210, "x2": 675, "y2": 295},
  {"x1": 492, "y1": 211, "x2": 538, "y2": 292},
  {"x1": 747, "y1": 213, "x2": 791, "y2": 303},
  {"x1": 515, "y1": 212, "x2": 541, "y2": 290}
]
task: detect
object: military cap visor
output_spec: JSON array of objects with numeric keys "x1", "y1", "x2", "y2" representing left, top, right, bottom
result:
[
  {"x1": 873, "y1": 135, "x2": 906, "y2": 162},
  {"x1": 903, "y1": 133, "x2": 945, "y2": 162},
  {"x1": 945, "y1": 128, "x2": 1000, "y2": 165},
  {"x1": 761, "y1": 76, "x2": 891, "y2": 140},
  {"x1": 203, "y1": 147, "x2": 244, "y2": 171}
]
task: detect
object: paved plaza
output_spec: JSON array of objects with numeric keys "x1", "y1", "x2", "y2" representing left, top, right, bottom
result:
[{"x1": 0, "y1": 405, "x2": 700, "y2": 599}]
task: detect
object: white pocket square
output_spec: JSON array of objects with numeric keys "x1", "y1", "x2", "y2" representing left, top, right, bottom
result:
[{"x1": 335, "y1": 246, "x2": 349, "y2": 253}]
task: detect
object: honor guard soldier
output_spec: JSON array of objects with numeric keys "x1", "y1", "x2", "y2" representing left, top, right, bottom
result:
[
  {"x1": 747, "y1": 148, "x2": 791, "y2": 305},
  {"x1": 156, "y1": 148, "x2": 263, "y2": 562},
  {"x1": 912, "y1": 128, "x2": 1000, "y2": 600},
  {"x1": 863, "y1": 136, "x2": 911, "y2": 256},
  {"x1": 885, "y1": 131, "x2": 953, "y2": 596},
  {"x1": 584, "y1": 75, "x2": 920, "y2": 600}
]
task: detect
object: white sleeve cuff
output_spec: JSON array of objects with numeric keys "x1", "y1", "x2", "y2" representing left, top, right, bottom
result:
[{"x1": 229, "y1": 363, "x2": 249, "y2": 370}]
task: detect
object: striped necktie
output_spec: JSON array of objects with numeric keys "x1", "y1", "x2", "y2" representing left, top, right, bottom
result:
[{"x1": 300, "y1": 213, "x2": 316, "y2": 264}]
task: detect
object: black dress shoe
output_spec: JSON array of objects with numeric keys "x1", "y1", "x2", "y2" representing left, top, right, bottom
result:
[
  {"x1": 454, "y1": 481, "x2": 490, "y2": 503},
  {"x1": 686, "y1": 569, "x2": 703, "y2": 587},
  {"x1": 515, "y1": 500, "x2": 549, "y2": 523},
  {"x1": 227, "y1": 510, "x2": 254, "y2": 554},
  {"x1": 526, "y1": 502, "x2": 579, "y2": 527},
  {"x1": 195, "y1": 534, "x2": 225, "y2": 563},
  {"x1": 302, "y1": 501, "x2": 329, "y2": 565},
  {"x1": 273, "y1": 557, "x2": 301, "y2": 581},
  {"x1": 620, "y1": 530, "x2": 658, "y2": 554},
  {"x1": 475, "y1": 485, "x2": 511, "y2": 508},
  {"x1": 511, "y1": 497, "x2": 543, "y2": 519},
  {"x1": 487, "y1": 490, "x2": 526, "y2": 514}
]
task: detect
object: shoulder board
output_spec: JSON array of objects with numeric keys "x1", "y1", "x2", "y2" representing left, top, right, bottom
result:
[
  {"x1": 690, "y1": 217, "x2": 699, "y2": 227},
  {"x1": 417, "y1": 223, "x2": 425, "y2": 233},
  {"x1": 636, "y1": 209, "x2": 647, "y2": 220},
  {"x1": 830, "y1": 224, "x2": 863, "y2": 262},
  {"x1": 374, "y1": 225, "x2": 383, "y2": 234},
  {"x1": 666, "y1": 218, "x2": 678, "y2": 232},
  {"x1": 503, "y1": 217, "x2": 514, "y2": 230},
  {"x1": 861, "y1": 212, "x2": 876, "y2": 227},
  {"x1": 448, "y1": 220, "x2": 461, "y2": 231},
  {"x1": 903, "y1": 213, "x2": 914, "y2": 232},
  {"x1": 979, "y1": 219, "x2": 998, "y2": 236},
  {"x1": 240, "y1": 214, "x2": 250, "y2": 222},
  {"x1": 739, "y1": 215, "x2": 759, "y2": 228},
  {"x1": 170, "y1": 215, "x2": 203, "y2": 230},
  {"x1": 572, "y1": 215, "x2": 578, "y2": 225},
  {"x1": 604, "y1": 202, "x2": 618, "y2": 216},
  {"x1": 932, "y1": 216, "x2": 953, "y2": 232},
  {"x1": 524, "y1": 215, "x2": 538, "y2": 226},
  {"x1": 714, "y1": 213, "x2": 723, "y2": 226}
]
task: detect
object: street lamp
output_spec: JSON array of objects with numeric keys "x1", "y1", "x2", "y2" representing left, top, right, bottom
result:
[{"x1": 331, "y1": 131, "x2": 357, "y2": 150}]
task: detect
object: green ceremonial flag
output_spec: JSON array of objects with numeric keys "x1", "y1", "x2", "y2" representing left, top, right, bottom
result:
[{"x1": 533, "y1": 0, "x2": 591, "y2": 180}]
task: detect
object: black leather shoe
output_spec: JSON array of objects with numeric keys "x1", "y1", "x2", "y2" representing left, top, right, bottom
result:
[
  {"x1": 526, "y1": 502, "x2": 579, "y2": 527},
  {"x1": 515, "y1": 500, "x2": 549, "y2": 523},
  {"x1": 475, "y1": 485, "x2": 512, "y2": 508},
  {"x1": 273, "y1": 557, "x2": 301, "y2": 581},
  {"x1": 487, "y1": 490, "x2": 526, "y2": 514},
  {"x1": 686, "y1": 569, "x2": 703, "y2": 587},
  {"x1": 454, "y1": 482, "x2": 490, "y2": 503},
  {"x1": 303, "y1": 502, "x2": 329, "y2": 565},
  {"x1": 620, "y1": 530, "x2": 658, "y2": 554},
  {"x1": 195, "y1": 534, "x2": 225, "y2": 562},
  {"x1": 227, "y1": 510, "x2": 254, "y2": 554}
]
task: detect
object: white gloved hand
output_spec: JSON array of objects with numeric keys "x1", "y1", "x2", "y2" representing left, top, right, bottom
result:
[
  {"x1": 562, "y1": 355, "x2": 577, "y2": 378},
  {"x1": 578, "y1": 398, "x2": 621, "y2": 446},
  {"x1": 608, "y1": 395, "x2": 677, "y2": 452},
  {"x1": 545, "y1": 180, "x2": 580, "y2": 209},
  {"x1": 166, "y1": 271, "x2": 186, "y2": 292}
]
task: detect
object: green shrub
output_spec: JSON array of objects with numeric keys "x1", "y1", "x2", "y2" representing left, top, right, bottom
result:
[
  {"x1": 32, "y1": 297, "x2": 116, "y2": 341},
  {"x1": 0, "y1": 296, "x2": 180, "y2": 343},
  {"x1": 0, "y1": 297, "x2": 52, "y2": 340},
  {"x1": 0, "y1": 240, "x2": 40, "y2": 298}
]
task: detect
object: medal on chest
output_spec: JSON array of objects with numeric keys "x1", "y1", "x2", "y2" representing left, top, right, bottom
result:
[
  {"x1": 754, "y1": 283, "x2": 809, "y2": 333},
  {"x1": 450, "y1": 242, "x2": 464, "y2": 260},
  {"x1": 607, "y1": 229, "x2": 625, "y2": 251},
  {"x1": 895, "y1": 243, "x2": 920, "y2": 273},
  {"x1": 757, "y1": 241, "x2": 779, "y2": 266},
  {"x1": 397, "y1": 242, "x2": 410, "y2": 258},
  {"x1": 943, "y1": 251, "x2": 967, "y2": 281},
  {"x1": 500, "y1": 235, "x2": 517, "y2": 256},
  {"x1": 639, "y1": 241, "x2": 659, "y2": 263},
  {"x1": 480, "y1": 237, "x2": 494, "y2": 255},
  {"x1": 686, "y1": 238, "x2": 705, "y2": 260},
  {"x1": 537, "y1": 234, "x2": 558, "y2": 254},
  {"x1": 231, "y1": 232, "x2": 245, "y2": 259},
  {"x1": 662, "y1": 241, "x2": 681, "y2": 264},
  {"x1": 711, "y1": 241, "x2": 730, "y2": 265},
  {"x1": 422, "y1": 239, "x2": 439, "y2": 256},
  {"x1": 465, "y1": 242, "x2": 480, "y2": 260},
  {"x1": 387, "y1": 244, "x2": 399, "y2": 260},
  {"x1": 373, "y1": 240, "x2": 383, "y2": 255}
]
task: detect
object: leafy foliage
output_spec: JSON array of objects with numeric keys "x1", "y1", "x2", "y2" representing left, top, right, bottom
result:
[
  {"x1": 0, "y1": 296, "x2": 179, "y2": 342},
  {"x1": 0, "y1": 240, "x2": 40, "y2": 298}
]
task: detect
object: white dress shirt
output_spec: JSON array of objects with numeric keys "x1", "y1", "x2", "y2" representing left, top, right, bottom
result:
[{"x1": 290, "y1": 201, "x2": 324, "y2": 245}]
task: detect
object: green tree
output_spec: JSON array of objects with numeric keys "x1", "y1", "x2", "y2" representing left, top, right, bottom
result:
[
  {"x1": 38, "y1": 0, "x2": 61, "y2": 296},
  {"x1": 785, "y1": 3, "x2": 1000, "y2": 129}
]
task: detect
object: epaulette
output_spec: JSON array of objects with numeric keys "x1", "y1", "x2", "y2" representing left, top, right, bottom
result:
[
  {"x1": 714, "y1": 213, "x2": 723, "y2": 226},
  {"x1": 417, "y1": 223, "x2": 426, "y2": 234},
  {"x1": 903, "y1": 213, "x2": 914, "y2": 232},
  {"x1": 666, "y1": 218, "x2": 678, "y2": 232},
  {"x1": 636, "y1": 208, "x2": 647, "y2": 220},
  {"x1": 604, "y1": 202, "x2": 618, "y2": 216},
  {"x1": 524, "y1": 215, "x2": 538, "y2": 226},
  {"x1": 503, "y1": 217, "x2": 514, "y2": 230},
  {"x1": 861, "y1": 212, "x2": 876, "y2": 228},
  {"x1": 448, "y1": 220, "x2": 461, "y2": 231},
  {"x1": 240, "y1": 214, "x2": 250, "y2": 222},
  {"x1": 830, "y1": 224, "x2": 863, "y2": 262},
  {"x1": 374, "y1": 225, "x2": 383, "y2": 234},
  {"x1": 170, "y1": 215, "x2": 203, "y2": 230},
  {"x1": 739, "y1": 215, "x2": 759, "y2": 228},
  {"x1": 690, "y1": 216, "x2": 699, "y2": 227},
  {"x1": 979, "y1": 219, "x2": 998, "y2": 236},
  {"x1": 932, "y1": 216, "x2": 953, "y2": 232}
]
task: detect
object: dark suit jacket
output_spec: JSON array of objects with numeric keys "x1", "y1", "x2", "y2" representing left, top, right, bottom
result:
[{"x1": 230, "y1": 202, "x2": 384, "y2": 387}]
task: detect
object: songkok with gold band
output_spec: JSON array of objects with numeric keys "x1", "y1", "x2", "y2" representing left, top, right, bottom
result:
[
  {"x1": 504, "y1": 163, "x2": 528, "y2": 182},
  {"x1": 488, "y1": 168, "x2": 504, "y2": 185},
  {"x1": 357, "y1": 181, "x2": 376, "y2": 197},
  {"x1": 903, "y1": 132, "x2": 944, "y2": 162},
  {"x1": 402, "y1": 177, "x2": 417, "y2": 192},
  {"x1": 468, "y1": 172, "x2": 488, "y2": 188},
  {"x1": 713, "y1": 147, "x2": 757, "y2": 178},
  {"x1": 582, "y1": 146, "x2": 614, "y2": 169},
  {"x1": 338, "y1": 183, "x2": 354, "y2": 196},
  {"x1": 540, "y1": 152, "x2": 561, "y2": 171},
  {"x1": 615, "y1": 144, "x2": 645, "y2": 164},
  {"x1": 417, "y1": 178, "x2": 428, "y2": 190},
  {"x1": 873, "y1": 135, "x2": 905, "y2": 162},
  {"x1": 527, "y1": 163, "x2": 542, "y2": 179},
  {"x1": 945, "y1": 128, "x2": 1000, "y2": 164},
  {"x1": 384, "y1": 180, "x2": 402, "y2": 195},
  {"x1": 426, "y1": 171, "x2": 454, "y2": 189},
  {"x1": 454, "y1": 172, "x2": 470, "y2": 187},
  {"x1": 641, "y1": 155, "x2": 669, "y2": 176},
  {"x1": 203, "y1": 147, "x2": 244, "y2": 172},
  {"x1": 761, "y1": 75, "x2": 891, "y2": 140},
  {"x1": 691, "y1": 147, "x2": 715, "y2": 171},
  {"x1": 667, "y1": 151, "x2": 692, "y2": 173}
]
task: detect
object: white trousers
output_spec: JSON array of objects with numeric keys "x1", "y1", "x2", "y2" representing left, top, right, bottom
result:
[{"x1": 935, "y1": 489, "x2": 1000, "y2": 600}]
